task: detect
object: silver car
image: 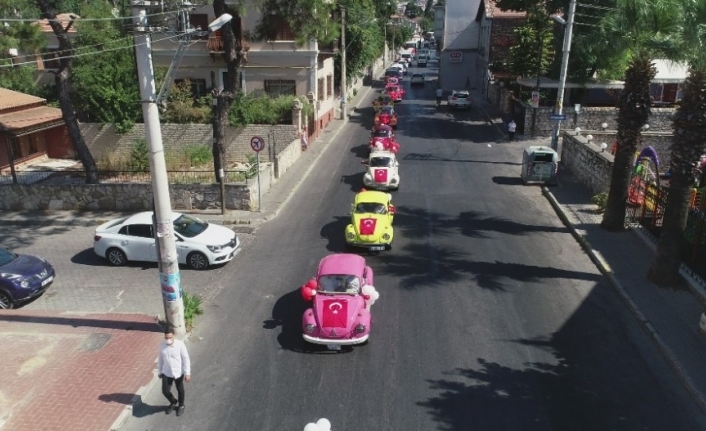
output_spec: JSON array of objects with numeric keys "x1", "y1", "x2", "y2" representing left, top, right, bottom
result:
[{"x1": 448, "y1": 90, "x2": 472, "y2": 109}]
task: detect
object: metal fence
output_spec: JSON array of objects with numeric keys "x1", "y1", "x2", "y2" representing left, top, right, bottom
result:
[
  {"x1": 625, "y1": 176, "x2": 706, "y2": 280},
  {"x1": 0, "y1": 169, "x2": 255, "y2": 185}
]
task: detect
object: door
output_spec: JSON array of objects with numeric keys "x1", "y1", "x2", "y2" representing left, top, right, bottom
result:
[{"x1": 124, "y1": 224, "x2": 156, "y2": 262}]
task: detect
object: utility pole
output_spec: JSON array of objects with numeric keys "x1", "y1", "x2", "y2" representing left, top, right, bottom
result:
[
  {"x1": 383, "y1": 23, "x2": 386, "y2": 69},
  {"x1": 132, "y1": 1, "x2": 185, "y2": 337},
  {"x1": 340, "y1": 7, "x2": 347, "y2": 119},
  {"x1": 550, "y1": 0, "x2": 577, "y2": 151}
]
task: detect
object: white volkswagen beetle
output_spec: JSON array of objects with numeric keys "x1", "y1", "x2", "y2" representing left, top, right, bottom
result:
[{"x1": 362, "y1": 150, "x2": 400, "y2": 191}]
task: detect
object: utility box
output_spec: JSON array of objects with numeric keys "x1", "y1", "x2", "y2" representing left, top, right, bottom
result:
[{"x1": 521, "y1": 146, "x2": 558, "y2": 185}]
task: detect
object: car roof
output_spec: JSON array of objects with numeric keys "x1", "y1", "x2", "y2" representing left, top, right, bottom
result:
[
  {"x1": 318, "y1": 253, "x2": 366, "y2": 277},
  {"x1": 121, "y1": 211, "x2": 171, "y2": 225},
  {"x1": 453, "y1": 90, "x2": 470, "y2": 95},
  {"x1": 370, "y1": 150, "x2": 397, "y2": 158},
  {"x1": 355, "y1": 190, "x2": 390, "y2": 205}
]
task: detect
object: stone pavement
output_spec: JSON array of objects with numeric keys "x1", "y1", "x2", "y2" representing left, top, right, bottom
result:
[
  {"x1": 0, "y1": 311, "x2": 162, "y2": 431},
  {"x1": 0, "y1": 83, "x2": 379, "y2": 431}
]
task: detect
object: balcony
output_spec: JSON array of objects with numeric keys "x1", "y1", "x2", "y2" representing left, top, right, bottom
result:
[{"x1": 206, "y1": 33, "x2": 251, "y2": 53}]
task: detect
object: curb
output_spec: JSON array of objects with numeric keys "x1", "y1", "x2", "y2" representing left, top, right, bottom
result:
[
  {"x1": 542, "y1": 186, "x2": 706, "y2": 416},
  {"x1": 110, "y1": 369, "x2": 160, "y2": 431}
]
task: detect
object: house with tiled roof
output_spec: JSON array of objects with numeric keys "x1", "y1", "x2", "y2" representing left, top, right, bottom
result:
[{"x1": 0, "y1": 88, "x2": 70, "y2": 173}]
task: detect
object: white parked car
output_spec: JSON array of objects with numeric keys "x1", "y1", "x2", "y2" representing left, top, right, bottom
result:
[
  {"x1": 410, "y1": 73, "x2": 425, "y2": 85},
  {"x1": 390, "y1": 62, "x2": 407, "y2": 75},
  {"x1": 448, "y1": 90, "x2": 472, "y2": 109},
  {"x1": 362, "y1": 150, "x2": 400, "y2": 191},
  {"x1": 93, "y1": 212, "x2": 240, "y2": 270}
]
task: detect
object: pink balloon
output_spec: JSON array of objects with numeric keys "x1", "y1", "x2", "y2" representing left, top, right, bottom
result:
[{"x1": 306, "y1": 279, "x2": 318, "y2": 289}]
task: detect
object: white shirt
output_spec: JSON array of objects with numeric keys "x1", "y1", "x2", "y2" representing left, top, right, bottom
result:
[
  {"x1": 435, "y1": 88, "x2": 443, "y2": 97},
  {"x1": 508, "y1": 121, "x2": 517, "y2": 132},
  {"x1": 157, "y1": 339, "x2": 191, "y2": 378}
]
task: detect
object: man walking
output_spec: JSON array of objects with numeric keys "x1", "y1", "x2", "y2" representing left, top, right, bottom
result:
[
  {"x1": 158, "y1": 328, "x2": 191, "y2": 417},
  {"x1": 508, "y1": 119, "x2": 517, "y2": 141}
]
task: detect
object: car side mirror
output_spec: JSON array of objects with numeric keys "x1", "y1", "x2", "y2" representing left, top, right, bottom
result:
[
  {"x1": 361, "y1": 160, "x2": 369, "y2": 165},
  {"x1": 389, "y1": 205, "x2": 396, "y2": 215}
]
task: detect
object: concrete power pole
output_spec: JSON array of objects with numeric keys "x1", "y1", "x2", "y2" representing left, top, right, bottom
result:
[
  {"x1": 550, "y1": 0, "x2": 577, "y2": 151},
  {"x1": 340, "y1": 7, "x2": 347, "y2": 119},
  {"x1": 132, "y1": 1, "x2": 186, "y2": 337}
]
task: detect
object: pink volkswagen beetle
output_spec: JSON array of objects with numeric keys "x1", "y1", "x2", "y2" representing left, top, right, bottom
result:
[{"x1": 301, "y1": 254, "x2": 380, "y2": 351}]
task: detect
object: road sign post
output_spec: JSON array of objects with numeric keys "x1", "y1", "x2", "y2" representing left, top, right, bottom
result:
[{"x1": 250, "y1": 136, "x2": 265, "y2": 211}]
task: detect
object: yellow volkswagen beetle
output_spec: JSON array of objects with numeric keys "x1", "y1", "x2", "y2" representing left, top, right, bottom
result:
[{"x1": 345, "y1": 190, "x2": 395, "y2": 252}]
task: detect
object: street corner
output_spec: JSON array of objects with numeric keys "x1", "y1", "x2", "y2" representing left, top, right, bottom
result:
[{"x1": 0, "y1": 311, "x2": 162, "y2": 431}]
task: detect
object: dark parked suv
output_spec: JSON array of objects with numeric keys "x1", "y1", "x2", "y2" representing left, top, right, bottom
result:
[{"x1": 0, "y1": 248, "x2": 55, "y2": 309}]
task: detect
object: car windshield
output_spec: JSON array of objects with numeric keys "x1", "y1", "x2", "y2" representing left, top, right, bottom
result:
[
  {"x1": 370, "y1": 157, "x2": 393, "y2": 167},
  {"x1": 355, "y1": 202, "x2": 387, "y2": 214},
  {"x1": 380, "y1": 106, "x2": 394, "y2": 115},
  {"x1": 318, "y1": 275, "x2": 361, "y2": 294},
  {"x1": 454, "y1": 92, "x2": 469, "y2": 98},
  {"x1": 372, "y1": 129, "x2": 392, "y2": 138},
  {"x1": 412, "y1": 74, "x2": 423, "y2": 78},
  {"x1": 173, "y1": 214, "x2": 208, "y2": 238},
  {"x1": 0, "y1": 248, "x2": 17, "y2": 267},
  {"x1": 388, "y1": 86, "x2": 399, "y2": 92}
]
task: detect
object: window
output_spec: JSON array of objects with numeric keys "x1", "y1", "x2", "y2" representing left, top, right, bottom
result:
[
  {"x1": 189, "y1": 14, "x2": 209, "y2": 40},
  {"x1": 9, "y1": 138, "x2": 21, "y2": 159},
  {"x1": 327, "y1": 75, "x2": 333, "y2": 98},
  {"x1": 318, "y1": 77, "x2": 325, "y2": 101},
  {"x1": 266, "y1": 15, "x2": 294, "y2": 41},
  {"x1": 42, "y1": 49, "x2": 61, "y2": 69},
  {"x1": 174, "y1": 78, "x2": 207, "y2": 97},
  {"x1": 125, "y1": 224, "x2": 153, "y2": 238},
  {"x1": 264, "y1": 80, "x2": 295, "y2": 97},
  {"x1": 27, "y1": 134, "x2": 39, "y2": 154}
]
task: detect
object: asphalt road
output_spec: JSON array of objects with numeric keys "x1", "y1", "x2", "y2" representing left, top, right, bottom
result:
[{"x1": 6, "y1": 64, "x2": 706, "y2": 430}]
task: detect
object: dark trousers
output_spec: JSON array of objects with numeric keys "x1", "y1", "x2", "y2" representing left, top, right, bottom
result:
[
  {"x1": 162, "y1": 375, "x2": 185, "y2": 406},
  {"x1": 508, "y1": 131, "x2": 515, "y2": 141}
]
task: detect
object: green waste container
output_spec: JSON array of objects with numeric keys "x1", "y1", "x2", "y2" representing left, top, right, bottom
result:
[{"x1": 521, "y1": 146, "x2": 558, "y2": 185}]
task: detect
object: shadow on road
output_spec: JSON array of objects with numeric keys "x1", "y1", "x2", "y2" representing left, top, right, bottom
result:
[{"x1": 319, "y1": 216, "x2": 351, "y2": 252}]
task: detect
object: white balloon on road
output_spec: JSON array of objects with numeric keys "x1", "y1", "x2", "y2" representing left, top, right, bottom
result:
[
  {"x1": 316, "y1": 418, "x2": 332, "y2": 431},
  {"x1": 303, "y1": 423, "x2": 319, "y2": 431}
]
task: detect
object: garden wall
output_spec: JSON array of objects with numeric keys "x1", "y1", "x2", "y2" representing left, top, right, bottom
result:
[{"x1": 560, "y1": 133, "x2": 613, "y2": 195}]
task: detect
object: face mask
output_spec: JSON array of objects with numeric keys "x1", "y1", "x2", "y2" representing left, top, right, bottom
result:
[{"x1": 166, "y1": 339, "x2": 174, "y2": 346}]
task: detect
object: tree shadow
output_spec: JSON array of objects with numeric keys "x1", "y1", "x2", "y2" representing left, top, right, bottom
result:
[
  {"x1": 0, "y1": 224, "x2": 73, "y2": 250},
  {"x1": 349, "y1": 143, "x2": 370, "y2": 158},
  {"x1": 458, "y1": 211, "x2": 569, "y2": 238},
  {"x1": 319, "y1": 216, "x2": 351, "y2": 252},
  {"x1": 402, "y1": 153, "x2": 521, "y2": 166}
]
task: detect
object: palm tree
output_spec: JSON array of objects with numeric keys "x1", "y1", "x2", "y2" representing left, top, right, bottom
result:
[
  {"x1": 648, "y1": 0, "x2": 706, "y2": 286},
  {"x1": 600, "y1": 0, "x2": 681, "y2": 231}
]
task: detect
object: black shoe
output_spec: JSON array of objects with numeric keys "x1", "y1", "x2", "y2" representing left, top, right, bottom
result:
[
  {"x1": 176, "y1": 406, "x2": 185, "y2": 417},
  {"x1": 166, "y1": 401, "x2": 177, "y2": 415}
]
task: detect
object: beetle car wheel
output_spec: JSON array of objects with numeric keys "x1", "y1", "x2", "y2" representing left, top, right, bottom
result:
[
  {"x1": 0, "y1": 292, "x2": 13, "y2": 309},
  {"x1": 188, "y1": 252, "x2": 209, "y2": 270},
  {"x1": 106, "y1": 248, "x2": 128, "y2": 266}
]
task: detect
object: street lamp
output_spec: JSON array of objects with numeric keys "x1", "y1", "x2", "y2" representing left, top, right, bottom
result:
[{"x1": 550, "y1": 0, "x2": 577, "y2": 151}]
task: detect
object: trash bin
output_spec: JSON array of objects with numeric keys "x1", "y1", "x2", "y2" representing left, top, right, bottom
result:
[{"x1": 521, "y1": 146, "x2": 558, "y2": 185}]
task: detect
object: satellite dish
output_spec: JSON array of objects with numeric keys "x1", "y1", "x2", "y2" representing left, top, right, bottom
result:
[{"x1": 208, "y1": 13, "x2": 233, "y2": 32}]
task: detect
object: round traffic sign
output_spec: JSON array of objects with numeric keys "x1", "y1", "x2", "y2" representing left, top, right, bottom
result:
[{"x1": 250, "y1": 136, "x2": 265, "y2": 152}]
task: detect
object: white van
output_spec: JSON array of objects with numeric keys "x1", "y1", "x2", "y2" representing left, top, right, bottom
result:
[{"x1": 400, "y1": 49, "x2": 414, "y2": 65}]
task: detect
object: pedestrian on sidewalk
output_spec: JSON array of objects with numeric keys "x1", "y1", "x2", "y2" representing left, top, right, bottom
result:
[
  {"x1": 300, "y1": 126, "x2": 308, "y2": 152},
  {"x1": 158, "y1": 328, "x2": 191, "y2": 417},
  {"x1": 508, "y1": 119, "x2": 517, "y2": 141}
]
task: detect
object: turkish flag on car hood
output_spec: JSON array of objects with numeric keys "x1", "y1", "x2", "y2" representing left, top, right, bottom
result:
[
  {"x1": 374, "y1": 169, "x2": 388, "y2": 183},
  {"x1": 359, "y1": 217, "x2": 377, "y2": 235},
  {"x1": 322, "y1": 298, "x2": 348, "y2": 328}
]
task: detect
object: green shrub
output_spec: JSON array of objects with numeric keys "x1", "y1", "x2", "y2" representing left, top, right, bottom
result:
[
  {"x1": 183, "y1": 291, "x2": 204, "y2": 331},
  {"x1": 591, "y1": 192, "x2": 608, "y2": 212},
  {"x1": 228, "y1": 93, "x2": 314, "y2": 127},
  {"x1": 245, "y1": 154, "x2": 259, "y2": 179},
  {"x1": 128, "y1": 139, "x2": 150, "y2": 172},
  {"x1": 184, "y1": 145, "x2": 212, "y2": 167}
]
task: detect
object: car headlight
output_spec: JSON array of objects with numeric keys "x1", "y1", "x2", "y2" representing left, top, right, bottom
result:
[
  {"x1": 355, "y1": 324, "x2": 366, "y2": 334},
  {"x1": 305, "y1": 324, "x2": 316, "y2": 334},
  {"x1": 382, "y1": 233, "x2": 391, "y2": 241},
  {"x1": 1, "y1": 273, "x2": 30, "y2": 288},
  {"x1": 207, "y1": 245, "x2": 223, "y2": 253},
  {"x1": 364, "y1": 173, "x2": 372, "y2": 180},
  {"x1": 347, "y1": 232, "x2": 355, "y2": 240}
]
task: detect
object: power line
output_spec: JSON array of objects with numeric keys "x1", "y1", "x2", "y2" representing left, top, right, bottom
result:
[
  {"x1": 577, "y1": 3, "x2": 618, "y2": 12},
  {"x1": 0, "y1": 31, "x2": 182, "y2": 68},
  {"x1": 0, "y1": 9, "x2": 179, "y2": 23}
]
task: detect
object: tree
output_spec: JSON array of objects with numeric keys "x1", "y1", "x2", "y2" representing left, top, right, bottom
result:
[
  {"x1": 0, "y1": 2, "x2": 48, "y2": 96},
  {"x1": 600, "y1": 0, "x2": 681, "y2": 231},
  {"x1": 648, "y1": 0, "x2": 706, "y2": 286},
  {"x1": 35, "y1": 0, "x2": 99, "y2": 184},
  {"x1": 70, "y1": 1, "x2": 141, "y2": 133}
]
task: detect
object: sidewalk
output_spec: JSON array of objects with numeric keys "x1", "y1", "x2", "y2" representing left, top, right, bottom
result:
[{"x1": 0, "y1": 82, "x2": 379, "y2": 431}]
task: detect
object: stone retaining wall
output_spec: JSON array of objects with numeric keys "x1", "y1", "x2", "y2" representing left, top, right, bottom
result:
[
  {"x1": 560, "y1": 133, "x2": 613, "y2": 195},
  {"x1": 80, "y1": 123, "x2": 298, "y2": 165},
  {"x1": 0, "y1": 165, "x2": 280, "y2": 212}
]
